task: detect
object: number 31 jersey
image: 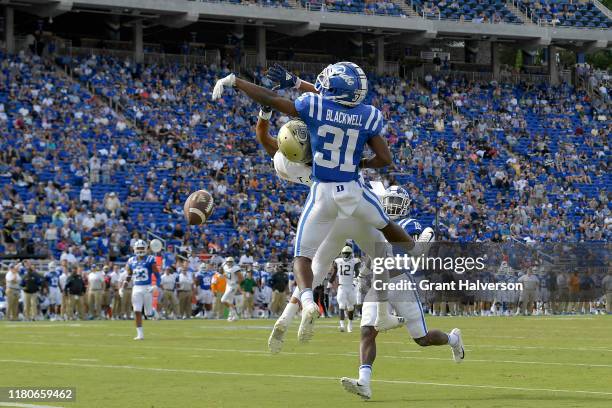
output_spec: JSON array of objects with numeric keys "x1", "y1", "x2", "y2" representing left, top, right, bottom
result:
[{"x1": 294, "y1": 92, "x2": 384, "y2": 183}]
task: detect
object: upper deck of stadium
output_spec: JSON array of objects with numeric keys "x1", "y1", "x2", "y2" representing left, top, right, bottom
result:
[{"x1": 4, "y1": 0, "x2": 611, "y2": 47}]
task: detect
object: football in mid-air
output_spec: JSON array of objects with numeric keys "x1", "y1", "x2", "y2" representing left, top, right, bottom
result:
[{"x1": 184, "y1": 190, "x2": 215, "y2": 225}]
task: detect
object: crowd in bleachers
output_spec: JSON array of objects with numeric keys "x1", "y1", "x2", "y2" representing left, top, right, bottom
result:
[
  {"x1": 410, "y1": 0, "x2": 523, "y2": 23},
  {"x1": 518, "y1": 0, "x2": 612, "y2": 28},
  {"x1": 0, "y1": 51, "x2": 610, "y2": 269},
  {"x1": 191, "y1": 0, "x2": 612, "y2": 26}
]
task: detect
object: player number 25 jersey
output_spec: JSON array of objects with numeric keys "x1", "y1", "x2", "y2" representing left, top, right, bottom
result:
[
  {"x1": 334, "y1": 258, "x2": 361, "y2": 286},
  {"x1": 294, "y1": 92, "x2": 384, "y2": 183}
]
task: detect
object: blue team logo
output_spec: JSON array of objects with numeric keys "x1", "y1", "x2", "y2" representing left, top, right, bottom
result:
[{"x1": 330, "y1": 65, "x2": 355, "y2": 86}]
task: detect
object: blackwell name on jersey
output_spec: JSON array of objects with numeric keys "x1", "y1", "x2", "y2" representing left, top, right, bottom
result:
[{"x1": 325, "y1": 110, "x2": 363, "y2": 126}]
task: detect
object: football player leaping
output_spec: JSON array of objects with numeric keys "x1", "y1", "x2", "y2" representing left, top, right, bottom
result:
[
  {"x1": 213, "y1": 62, "x2": 415, "y2": 342},
  {"x1": 124, "y1": 240, "x2": 160, "y2": 340},
  {"x1": 340, "y1": 186, "x2": 465, "y2": 401},
  {"x1": 254, "y1": 104, "x2": 403, "y2": 353},
  {"x1": 330, "y1": 246, "x2": 361, "y2": 333}
]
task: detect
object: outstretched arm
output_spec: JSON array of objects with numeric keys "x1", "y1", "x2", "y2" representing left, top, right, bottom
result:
[
  {"x1": 255, "y1": 108, "x2": 279, "y2": 158},
  {"x1": 235, "y1": 78, "x2": 298, "y2": 116},
  {"x1": 212, "y1": 74, "x2": 298, "y2": 117}
]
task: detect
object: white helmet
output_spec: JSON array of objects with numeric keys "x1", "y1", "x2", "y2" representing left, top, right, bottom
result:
[
  {"x1": 133, "y1": 239, "x2": 148, "y2": 256},
  {"x1": 277, "y1": 120, "x2": 311, "y2": 164},
  {"x1": 48, "y1": 261, "x2": 56, "y2": 270},
  {"x1": 341, "y1": 245, "x2": 353, "y2": 259},
  {"x1": 382, "y1": 186, "x2": 411, "y2": 220},
  {"x1": 199, "y1": 263, "x2": 207, "y2": 272},
  {"x1": 223, "y1": 257, "x2": 235, "y2": 266}
]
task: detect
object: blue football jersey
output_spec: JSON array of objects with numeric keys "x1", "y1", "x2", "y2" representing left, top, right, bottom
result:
[
  {"x1": 398, "y1": 218, "x2": 424, "y2": 238},
  {"x1": 44, "y1": 270, "x2": 61, "y2": 288},
  {"x1": 196, "y1": 271, "x2": 213, "y2": 290},
  {"x1": 294, "y1": 92, "x2": 384, "y2": 182},
  {"x1": 127, "y1": 255, "x2": 159, "y2": 286}
]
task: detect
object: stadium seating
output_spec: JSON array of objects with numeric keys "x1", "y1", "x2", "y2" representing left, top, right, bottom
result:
[
  {"x1": 518, "y1": 0, "x2": 612, "y2": 28},
  {"x1": 301, "y1": 0, "x2": 404, "y2": 16},
  {"x1": 0, "y1": 52, "x2": 609, "y2": 264},
  {"x1": 409, "y1": 0, "x2": 523, "y2": 23}
]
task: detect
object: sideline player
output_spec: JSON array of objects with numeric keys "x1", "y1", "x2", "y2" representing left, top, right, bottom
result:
[
  {"x1": 330, "y1": 246, "x2": 360, "y2": 333},
  {"x1": 45, "y1": 261, "x2": 62, "y2": 320},
  {"x1": 213, "y1": 63, "x2": 414, "y2": 341},
  {"x1": 340, "y1": 186, "x2": 464, "y2": 400},
  {"x1": 221, "y1": 257, "x2": 243, "y2": 321},
  {"x1": 195, "y1": 263, "x2": 214, "y2": 319},
  {"x1": 123, "y1": 240, "x2": 160, "y2": 340}
]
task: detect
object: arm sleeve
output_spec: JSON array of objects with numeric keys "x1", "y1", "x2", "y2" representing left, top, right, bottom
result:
[{"x1": 294, "y1": 92, "x2": 316, "y2": 123}]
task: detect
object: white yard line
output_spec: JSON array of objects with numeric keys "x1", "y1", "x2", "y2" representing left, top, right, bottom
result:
[
  {"x1": 0, "y1": 403, "x2": 64, "y2": 408},
  {"x1": 0, "y1": 340, "x2": 610, "y2": 369},
  {"x1": 1, "y1": 359, "x2": 611, "y2": 397}
]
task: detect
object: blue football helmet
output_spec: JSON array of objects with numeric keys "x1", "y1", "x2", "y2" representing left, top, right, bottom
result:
[
  {"x1": 382, "y1": 186, "x2": 411, "y2": 219},
  {"x1": 315, "y1": 61, "x2": 368, "y2": 107}
]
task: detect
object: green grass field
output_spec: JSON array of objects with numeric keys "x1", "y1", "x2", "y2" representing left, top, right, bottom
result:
[{"x1": 1, "y1": 315, "x2": 611, "y2": 408}]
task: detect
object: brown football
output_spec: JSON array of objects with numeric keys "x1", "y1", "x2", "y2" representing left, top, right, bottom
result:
[{"x1": 184, "y1": 190, "x2": 214, "y2": 225}]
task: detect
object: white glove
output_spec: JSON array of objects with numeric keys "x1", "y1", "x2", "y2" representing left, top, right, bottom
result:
[
  {"x1": 119, "y1": 287, "x2": 124, "y2": 298},
  {"x1": 148, "y1": 286, "x2": 157, "y2": 294},
  {"x1": 212, "y1": 74, "x2": 236, "y2": 100}
]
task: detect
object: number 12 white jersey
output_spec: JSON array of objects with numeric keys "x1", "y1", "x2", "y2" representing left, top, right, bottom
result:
[{"x1": 334, "y1": 258, "x2": 361, "y2": 286}]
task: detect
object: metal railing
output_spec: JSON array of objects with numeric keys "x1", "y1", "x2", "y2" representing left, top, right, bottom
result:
[{"x1": 67, "y1": 47, "x2": 221, "y2": 67}]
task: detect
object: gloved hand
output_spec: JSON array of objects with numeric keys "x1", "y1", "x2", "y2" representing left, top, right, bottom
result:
[
  {"x1": 212, "y1": 74, "x2": 236, "y2": 100},
  {"x1": 266, "y1": 64, "x2": 301, "y2": 90},
  {"x1": 259, "y1": 105, "x2": 273, "y2": 120},
  {"x1": 148, "y1": 286, "x2": 157, "y2": 294}
]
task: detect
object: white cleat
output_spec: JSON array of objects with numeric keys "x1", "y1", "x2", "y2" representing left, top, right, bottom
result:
[
  {"x1": 339, "y1": 324, "x2": 345, "y2": 332},
  {"x1": 268, "y1": 321, "x2": 288, "y2": 354},
  {"x1": 341, "y1": 377, "x2": 371, "y2": 400},
  {"x1": 297, "y1": 303, "x2": 320, "y2": 343},
  {"x1": 450, "y1": 328, "x2": 465, "y2": 363},
  {"x1": 133, "y1": 336, "x2": 144, "y2": 341}
]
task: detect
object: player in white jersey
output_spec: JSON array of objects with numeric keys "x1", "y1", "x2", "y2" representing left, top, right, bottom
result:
[
  {"x1": 255, "y1": 106, "x2": 403, "y2": 353},
  {"x1": 330, "y1": 246, "x2": 361, "y2": 332},
  {"x1": 340, "y1": 186, "x2": 464, "y2": 400},
  {"x1": 124, "y1": 240, "x2": 160, "y2": 340},
  {"x1": 221, "y1": 257, "x2": 243, "y2": 321}
]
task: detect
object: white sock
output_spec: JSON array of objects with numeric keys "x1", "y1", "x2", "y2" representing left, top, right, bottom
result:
[
  {"x1": 347, "y1": 320, "x2": 352, "y2": 329},
  {"x1": 300, "y1": 289, "x2": 314, "y2": 308},
  {"x1": 339, "y1": 319, "x2": 345, "y2": 328},
  {"x1": 358, "y1": 364, "x2": 372, "y2": 385},
  {"x1": 447, "y1": 332, "x2": 459, "y2": 347},
  {"x1": 291, "y1": 287, "x2": 300, "y2": 299},
  {"x1": 279, "y1": 302, "x2": 299, "y2": 323},
  {"x1": 137, "y1": 327, "x2": 144, "y2": 337},
  {"x1": 376, "y1": 301, "x2": 390, "y2": 317}
]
